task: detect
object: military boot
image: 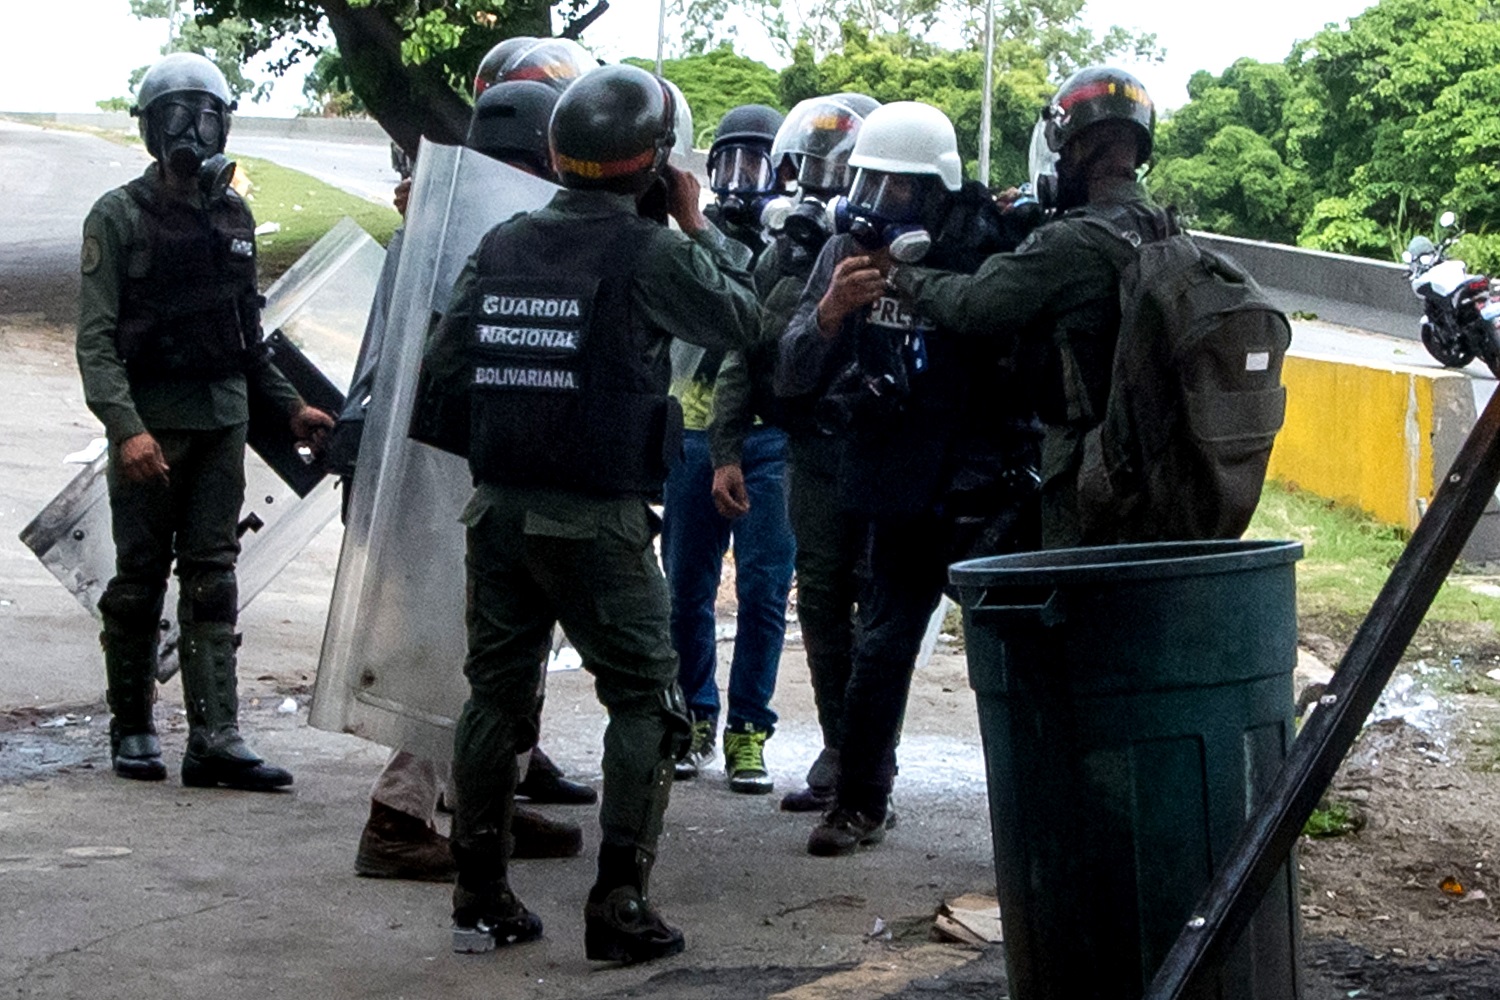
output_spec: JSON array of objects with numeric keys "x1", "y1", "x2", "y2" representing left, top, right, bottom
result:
[
  {"x1": 584, "y1": 843, "x2": 684, "y2": 964},
  {"x1": 515, "y1": 746, "x2": 597, "y2": 805},
  {"x1": 451, "y1": 837, "x2": 543, "y2": 952},
  {"x1": 101, "y1": 622, "x2": 166, "y2": 782},
  {"x1": 780, "y1": 747, "x2": 838, "y2": 812},
  {"x1": 178, "y1": 623, "x2": 293, "y2": 791}
]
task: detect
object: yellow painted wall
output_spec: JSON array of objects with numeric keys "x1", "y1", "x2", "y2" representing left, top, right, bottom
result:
[{"x1": 1268, "y1": 353, "x2": 1466, "y2": 529}]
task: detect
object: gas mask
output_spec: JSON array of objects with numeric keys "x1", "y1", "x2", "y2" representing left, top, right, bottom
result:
[
  {"x1": 763, "y1": 193, "x2": 841, "y2": 252},
  {"x1": 834, "y1": 169, "x2": 938, "y2": 264},
  {"x1": 709, "y1": 144, "x2": 777, "y2": 229},
  {"x1": 152, "y1": 96, "x2": 234, "y2": 200}
]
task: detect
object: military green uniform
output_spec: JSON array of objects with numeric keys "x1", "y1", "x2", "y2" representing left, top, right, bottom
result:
[
  {"x1": 416, "y1": 188, "x2": 761, "y2": 887},
  {"x1": 890, "y1": 179, "x2": 1170, "y2": 548},
  {"x1": 78, "y1": 164, "x2": 303, "y2": 780}
]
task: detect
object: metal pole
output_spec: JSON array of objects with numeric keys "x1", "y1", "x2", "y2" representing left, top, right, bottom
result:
[
  {"x1": 655, "y1": 0, "x2": 667, "y2": 75},
  {"x1": 977, "y1": 0, "x2": 996, "y2": 184}
]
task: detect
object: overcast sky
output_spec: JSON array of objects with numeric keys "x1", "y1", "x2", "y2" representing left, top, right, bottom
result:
[{"x1": 0, "y1": 0, "x2": 1376, "y2": 118}]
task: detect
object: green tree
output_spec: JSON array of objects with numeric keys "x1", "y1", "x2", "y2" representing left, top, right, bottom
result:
[
  {"x1": 625, "y1": 46, "x2": 782, "y2": 147},
  {"x1": 157, "y1": 0, "x2": 608, "y2": 154},
  {"x1": 300, "y1": 47, "x2": 365, "y2": 117},
  {"x1": 672, "y1": 0, "x2": 1158, "y2": 71},
  {"x1": 779, "y1": 26, "x2": 1052, "y2": 186},
  {"x1": 1149, "y1": 0, "x2": 1500, "y2": 259},
  {"x1": 97, "y1": 0, "x2": 275, "y2": 110}
]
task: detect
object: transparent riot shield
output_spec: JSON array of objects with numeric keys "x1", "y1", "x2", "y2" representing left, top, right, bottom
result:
[
  {"x1": 309, "y1": 143, "x2": 557, "y2": 762},
  {"x1": 19, "y1": 217, "x2": 384, "y2": 679}
]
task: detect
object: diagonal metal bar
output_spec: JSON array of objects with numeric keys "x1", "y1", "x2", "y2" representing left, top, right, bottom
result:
[{"x1": 1146, "y1": 381, "x2": 1500, "y2": 1000}]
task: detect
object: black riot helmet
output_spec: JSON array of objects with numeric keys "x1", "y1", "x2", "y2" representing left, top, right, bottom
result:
[
  {"x1": 131, "y1": 52, "x2": 236, "y2": 191},
  {"x1": 708, "y1": 104, "x2": 785, "y2": 227},
  {"x1": 771, "y1": 93, "x2": 880, "y2": 195},
  {"x1": 474, "y1": 37, "x2": 535, "y2": 97},
  {"x1": 1031, "y1": 66, "x2": 1155, "y2": 210},
  {"x1": 475, "y1": 36, "x2": 593, "y2": 97},
  {"x1": 466, "y1": 79, "x2": 560, "y2": 179},
  {"x1": 549, "y1": 64, "x2": 677, "y2": 194}
]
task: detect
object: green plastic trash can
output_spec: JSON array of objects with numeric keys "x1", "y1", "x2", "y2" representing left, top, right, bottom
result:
[{"x1": 950, "y1": 540, "x2": 1304, "y2": 1000}]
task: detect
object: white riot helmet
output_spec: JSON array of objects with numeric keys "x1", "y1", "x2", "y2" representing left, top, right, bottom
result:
[
  {"x1": 839, "y1": 102, "x2": 963, "y2": 260},
  {"x1": 847, "y1": 101, "x2": 963, "y2": 192}
]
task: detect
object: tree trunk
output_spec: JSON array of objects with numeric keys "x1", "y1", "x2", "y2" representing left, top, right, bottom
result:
[{"x1": 319, "y1": 0, "x2": 470, "y2": 155}]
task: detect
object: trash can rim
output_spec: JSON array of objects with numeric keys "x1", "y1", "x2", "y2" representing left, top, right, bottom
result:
[{"x1": 949, "y1": 538, "x2": 1303, "y2": 590}]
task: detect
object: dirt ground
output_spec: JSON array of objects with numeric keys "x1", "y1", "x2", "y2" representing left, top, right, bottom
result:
[
  {"x1": 1290, "y1": 617, "x2": 1500, "y2": 997},
  {"x1": 6, "y1": 310, "x2": 1500, "y2": 998}
]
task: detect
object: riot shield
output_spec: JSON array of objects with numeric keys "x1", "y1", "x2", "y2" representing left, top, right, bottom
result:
[
  {"x1": 309, "y1": 143, "x2": 557, "y2": 762},
  {"x1": 19, "y1": 217, "x2": 383, "y2": 679}
]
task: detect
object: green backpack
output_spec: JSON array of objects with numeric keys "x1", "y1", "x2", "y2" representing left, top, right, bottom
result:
[{"x1": 1072, "y1": 217, "x2": 1291, "y2": 543}]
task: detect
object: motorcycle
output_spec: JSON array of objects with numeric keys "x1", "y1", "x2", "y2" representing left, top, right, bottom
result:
[{"x1": 1405, "y1": 211, "x2": 1500, "y2": 376}]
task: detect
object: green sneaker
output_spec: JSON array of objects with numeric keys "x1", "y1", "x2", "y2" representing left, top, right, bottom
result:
[
  {"x1": 673, "y1": 719, "x2": 716, "y2": 781},
  {"x1": 722, "y1": 723, "x2": 773, "y2": 795}
]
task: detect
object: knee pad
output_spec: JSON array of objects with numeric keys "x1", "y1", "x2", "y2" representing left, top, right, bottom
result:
[
  {"x1": 98, "y1": 581, "x2": 166, "y2": 629},
  {"x1": 181, "y1": 570, "x2": 238, "y2": 625}
]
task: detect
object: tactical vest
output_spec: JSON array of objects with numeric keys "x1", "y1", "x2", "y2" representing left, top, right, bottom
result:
[
  {"x1": 118, "y1": 175, "x2": 260, "y2": 382},
  {"x1": 837, "y1": 197, "x2": 1041, "y2": 519},
  {"x1": 466, "y1": 213, "x2": 681, "y2": 497}
]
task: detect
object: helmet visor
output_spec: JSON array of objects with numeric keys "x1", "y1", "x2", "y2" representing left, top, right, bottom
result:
[
  {"x1": 158, "y1": 97, "x2": 224, "y2": 148},
  {"x1": 502, "y1": 39, "x2": 593, "y2": 88},
  {"x1": 772, "y1": 97, "x2": 867, "y2": 172},
  {"x1": 796, "y1": 155, "x2": 850, "y2": 193},
  {"x1": 1027, "y1": 119, "x2": 1058, "y2": 190},
  {"x1": 709, "y1": 146, "x2": 774, "y2": 194},
  {"x1": 848, "y1": 169, "x2": 929, "y2": 224}
]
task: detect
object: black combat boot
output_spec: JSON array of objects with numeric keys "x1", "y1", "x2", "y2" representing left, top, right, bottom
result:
[
  {"x1": 101, "y1": 623, "x2": 166, "y2": 782},
  {"x1": 451, "y1": 837, "x2": 543, "y2": 952},
  {"x1": 178, "y1": 624, "x2": 292, "y2": 791},
  {"x1": 584, "y1": 843, "x2": 684, "y2": 964},
  {"x1": 780, "y1": 747, "x2": 838, "y2": 812},
  {"x1": 515, "y1": 746, "x2": 597, "y2": 805},
  {"x1": 511, "y1": 804, "x2": 584, "y2": 859}
]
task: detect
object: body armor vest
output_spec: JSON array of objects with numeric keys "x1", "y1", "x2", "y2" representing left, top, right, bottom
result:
[
  {"x1": 466, "y1": 212, "x2": 681, "y2": 496},
  {"x1": 118, "y1": 175, "x2": 260, "y2": 382}
]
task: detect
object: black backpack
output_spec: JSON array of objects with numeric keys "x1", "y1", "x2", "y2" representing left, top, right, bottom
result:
[{"x1": 1071, "y1": 217, "x2": 1290, "y2": 543}]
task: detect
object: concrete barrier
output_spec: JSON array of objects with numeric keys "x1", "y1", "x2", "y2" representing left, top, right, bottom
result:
[
  {"x1": 1269, "y1": 350, "x2": 1500, "y2": 561},
  {"x1": 1195, "y1": 232, "x2": 1423, "y2": 342}
]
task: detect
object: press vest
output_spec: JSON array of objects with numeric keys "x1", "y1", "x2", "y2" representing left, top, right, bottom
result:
[
  {"x1": 117, "y1": 176, "x2": 260, "y2": 382},
  {"x1": 466, "y1": 213, "x2": 681, "y2": 496},
  {"x1": 838, "y1": 196, "x2": 1041, "y2": 518}
]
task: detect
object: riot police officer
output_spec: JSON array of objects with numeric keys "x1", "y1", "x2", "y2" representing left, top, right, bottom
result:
[
  {"x1": 887, "y1": 68, "x2": 1174, "y2": 548},
  {"x1": 76, "y1": 53, "x2": 333, "y2": 790},
  {"x1": 414, "y1": 64, "x2": 763, "y2": 962},
  {"x1": 777, "y1": 101, "x2": 1041, "y2": 855},
  {"x1": 752, "y1": 93, "x2": 879, "y2": 812},
  {"x1": 665, "y1": 103, "x2": 796, "y2": 795},
  {"x1": 349, "y1": 79, "x2": 594, "y2": 885}
]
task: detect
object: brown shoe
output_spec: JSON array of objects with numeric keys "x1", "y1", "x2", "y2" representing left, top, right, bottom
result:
[
  {"x1": 355, "y1": 802, "x2": 456, "y2": 882},
  {"x1": 511, "y1": 804, "x2": 583, "y2": 859}
]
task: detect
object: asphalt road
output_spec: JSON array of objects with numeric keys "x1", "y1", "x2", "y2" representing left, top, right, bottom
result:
[{"x1": 0, "y1": 120, "x2": 150, "y2": 323}]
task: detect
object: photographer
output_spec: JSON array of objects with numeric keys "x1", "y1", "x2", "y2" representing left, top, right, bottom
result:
[{"x1": 776, "y1": 102, "x2": 1041, "y2": 857}]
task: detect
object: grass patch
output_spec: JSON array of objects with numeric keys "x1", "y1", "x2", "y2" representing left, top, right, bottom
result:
[
  {"x1": 1247, "y1": 481, "x2": 1500, "y2": 630},
  {"x1": 1303, "y1": 798, "x2": 1362, "y2": 838},
  {"x1": 236, "y1": 155, "x2": 399, "y2": 283}
]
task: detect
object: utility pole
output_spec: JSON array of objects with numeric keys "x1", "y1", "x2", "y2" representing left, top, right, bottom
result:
[
  {"x1": 655, "y1": 0, "x2": 667, "y2": 75},
  {"x1": 977, "y1": 0, "x2": 996, "y2": 184}
]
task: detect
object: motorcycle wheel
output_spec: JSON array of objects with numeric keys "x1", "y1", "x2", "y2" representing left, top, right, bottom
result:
[{"x1": 1421, "y1": 324, "x2": 1476, "y2": 369}]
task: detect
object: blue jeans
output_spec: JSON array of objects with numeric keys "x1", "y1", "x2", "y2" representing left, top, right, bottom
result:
[{"x1": 661, "y1": 427, "x2": 795, "y2": 733}]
